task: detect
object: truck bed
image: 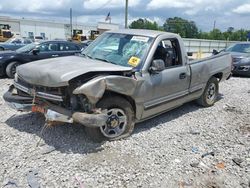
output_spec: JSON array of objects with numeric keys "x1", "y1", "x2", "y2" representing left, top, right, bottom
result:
[{"x1": 188, "y1": 52, "x2": 232, "y2": 93}]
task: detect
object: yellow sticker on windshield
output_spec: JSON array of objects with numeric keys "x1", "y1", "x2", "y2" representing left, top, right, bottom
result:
[{"x1": 128, "y1": 56, "x2": 141, "y2": 67}]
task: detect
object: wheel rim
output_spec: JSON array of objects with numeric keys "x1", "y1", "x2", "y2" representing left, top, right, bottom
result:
[
  {"x1": 11, "y1": 63, "x2": 19, "y2": 76},
  {"x1": 206, "y1": 83, "x2": 216, "y2": 103},
  {"x1": 100, "y1": 108, "x2": 127, "y2": 138}
]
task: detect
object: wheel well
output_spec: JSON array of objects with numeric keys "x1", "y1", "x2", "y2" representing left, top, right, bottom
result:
[
  {"x1": 102, "y1": 91, "x2": 136, "y2": 114},
  {"x1": 5, "y1": 59, "x2": 22, "y2": 67},
  {"x1": 6, "y1": 59, "x2": 22, "y2": 64},
  {"x1": 3, "y1": 59, "x2": 22, "y2": 74},
  {"x1": 212, "y1": 72, "x2": 223, "y2": 82}
]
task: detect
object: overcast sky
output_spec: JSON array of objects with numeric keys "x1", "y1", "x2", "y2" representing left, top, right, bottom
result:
[{"x1": 1, "y1": 0, "x2": 250, "y2": 31}]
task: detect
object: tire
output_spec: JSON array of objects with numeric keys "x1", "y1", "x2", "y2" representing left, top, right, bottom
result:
[
  {"x1": 0, "y1": 47, "x2": 4, "y2": 51},
  {"x1": 85, "y1": 96, "x2": 135, "y2": 142},
  {"x1": 6, "y1": 61, "x2": 21, "y2": 78},
  {"x1": 196, "y1": 77, "x2": 219, "y2": 107}
]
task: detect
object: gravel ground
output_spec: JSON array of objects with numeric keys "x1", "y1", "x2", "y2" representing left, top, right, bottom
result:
[{"x1": 0, "y1": 77, "x2": 249, "y2": 188}]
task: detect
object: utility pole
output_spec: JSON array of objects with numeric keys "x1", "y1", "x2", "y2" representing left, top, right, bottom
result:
[
  {"x1": 213, "y1": 20, "x2": 216, "y2": 30},
  {"x1": 125, "y1": 0, "x2": 128, "y2": 28},
  {"x1": 70, "y1": 8, "x2": 73, "y2": 39}
]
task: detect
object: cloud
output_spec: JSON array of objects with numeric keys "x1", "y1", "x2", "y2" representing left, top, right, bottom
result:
[
  {"x1": 83, "y1": 0, "x2": 141, "y2": 10},
  {"x1": 0, "y1": 0, "x2": 71, "y2": 13},
  {"x1": 233, "y1": 3, "x2": 250, "y2": 14},
  {"x1": 148, "y1": 0, "x2": 194, "y2": 9},
  {"x1": 147, "y1": 0, "x2": 233, "y2": 15},
  {"x1": 0, "y1": 0, "x2": 250, "y2": 31}
]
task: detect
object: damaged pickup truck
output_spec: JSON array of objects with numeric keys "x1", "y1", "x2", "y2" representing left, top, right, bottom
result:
[{"x1": 3, "y1": 29, "x2": 232, "y2": 141}]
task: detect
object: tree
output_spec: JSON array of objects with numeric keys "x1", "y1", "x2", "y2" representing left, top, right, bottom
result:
[
  {"x1": 208, "y1": 29, "x2": 225, "y2": 40},
  {"x1": 130, "y1": 17, "x2": 250, "y2": 41},
  {"x1": 198, "y1": 30, "x2": 210, "y2": 39},
  {"x1": 163, "y1": 17, "x2": 199, "y2": 38},
  {"x1": 230, "y1": 29, "x2": 248, "y2": 41},
  {"x1": 129, "y1": 18, "x2": 159, "y2": 30},
  {"x1": 227, "y1": 27, "x2": 234, "y2": 33}
]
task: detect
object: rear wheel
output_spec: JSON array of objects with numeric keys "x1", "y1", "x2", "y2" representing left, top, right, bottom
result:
[
  {"x1": 85, "y1": 96, "x2": 135, "y2": 142},
  {"x1": 6, "y1": 61, "x2": 21, "y2": 78},
  {"x1": 196, "y1": 77, "x2": 219, "y2": 107}
]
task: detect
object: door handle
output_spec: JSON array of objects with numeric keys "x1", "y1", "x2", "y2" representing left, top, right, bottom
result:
[
  {"x1": 52, "y1": 54, "x2": 59, "y2": 57},
  {"x1": 179, "y1": 73, "x2": 186, "y2": 79}
]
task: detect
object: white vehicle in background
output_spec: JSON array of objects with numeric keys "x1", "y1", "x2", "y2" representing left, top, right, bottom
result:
[{"x1": 34, "y1": 36, "x2": 45, "y2": 42}]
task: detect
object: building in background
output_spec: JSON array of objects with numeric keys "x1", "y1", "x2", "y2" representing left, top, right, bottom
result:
[
  {"x1": 0, "y1": 16, "x2": 120, "y2": 40},
  {"x1": 97, "y1": 22, "x2": 120, "y2": 34}
]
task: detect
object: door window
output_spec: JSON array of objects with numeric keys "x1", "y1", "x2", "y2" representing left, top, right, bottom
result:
[
  {"x1": 59, "y1": 43, "x2": 79, "y2": 51},
  {"x1": 38, "y1": 43, "x2": 59, "y2": 52},
  {"x1": 153, "y1": 38, "x2": 182, "y2": 68}
]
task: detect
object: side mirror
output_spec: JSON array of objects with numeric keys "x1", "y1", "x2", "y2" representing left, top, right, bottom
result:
[
  {"x1": 187, "y1": 52, "x2": 193, "y2": 56},
  {"x1": 32, "y1": 48, "x2": 40, "y2": 55},
  {"x1": 212, "y1": 49, "x2": 219, "y2": 55},
  {"x1": 149, "y1": 59, "x2": 165, "y2": 74}
]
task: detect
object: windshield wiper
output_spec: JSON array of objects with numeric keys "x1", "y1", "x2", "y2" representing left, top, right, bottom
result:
[
  {"x1": 93, "y1": 57, "x2": 110, "y2": 63},
  {"x1": 82, "y1": 54, "x2": 116, "y2": 65},
  {"x1": 94, "y1": 57, "x2": 118, "y2": 65},
  {"x1": 81, "y1": 53, "x2": 93, "y2": 59}
]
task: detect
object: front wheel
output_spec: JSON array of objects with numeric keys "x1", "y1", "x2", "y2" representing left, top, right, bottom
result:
[
  {"x1": 196, "y1": 77, "x2": 219, "y2": 107},
  {"x1": 6, "y1": 61, "x2": 21, "y2": 78},
  {"x1": 85, "y1": 96, "x2": 135, "y2": 142}
]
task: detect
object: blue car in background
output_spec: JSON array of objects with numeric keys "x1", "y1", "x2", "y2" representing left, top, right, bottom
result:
[{"x1": 0, "y1": 38, "x2": 33, "y2": 51}]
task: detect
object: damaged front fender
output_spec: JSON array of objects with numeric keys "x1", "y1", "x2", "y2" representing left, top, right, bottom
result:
[{"x1": 73, "y1": 75, "x2": 144, "y2": 104}]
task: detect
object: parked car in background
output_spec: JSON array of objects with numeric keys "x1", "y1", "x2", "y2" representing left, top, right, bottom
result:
[
  {"x1": 224, "y1": 42, "x2": 250, "y2": 77},
  {"x1": 80, "y1": 40, "x2": 92, "y2": 50},
  {"x1": 0, "y1": 38, "x2": 33, "y2": 51},
  {"x1": 0, "y1": 40, "x2": 82, "y2": 78},
  {"x1": 33, "y1": 36, "x2": 45, "y2": 42}
]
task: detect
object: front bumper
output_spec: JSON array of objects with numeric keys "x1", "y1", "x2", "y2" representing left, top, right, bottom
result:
[
  {"x1": 232, "y1": 65, "x2": 250, "y2": 76},
  {"x1": 3, "y1": 85, "x2": 108, "y2": 127},
  {"x1": 3, "y1": 85, "x2": 33, "y2": 111}
]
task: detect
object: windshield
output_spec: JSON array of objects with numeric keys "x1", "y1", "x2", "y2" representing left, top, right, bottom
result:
[
  {"x1": 225, "y1": 43, "x2": 250, "y2": 53},
  {"x1": 82, "y1": 33, "x2": 153, "y2": 68},
  {"x1": 16, "y1": 42, "x2": 39, "y2": 53}
]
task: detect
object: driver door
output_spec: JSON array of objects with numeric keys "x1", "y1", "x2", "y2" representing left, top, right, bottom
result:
[{"x1": 141, "y1": 38, "x2": 191, "y2": 119}]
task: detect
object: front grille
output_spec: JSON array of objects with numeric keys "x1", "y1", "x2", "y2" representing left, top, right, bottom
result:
[{"x1": 15, "y1": 76, "x2": 64, "y2": 102}]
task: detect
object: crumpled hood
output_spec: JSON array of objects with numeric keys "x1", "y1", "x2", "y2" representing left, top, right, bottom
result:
[{"x1": 17, "y1": 56, "x2": 133, "y2": 87}]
